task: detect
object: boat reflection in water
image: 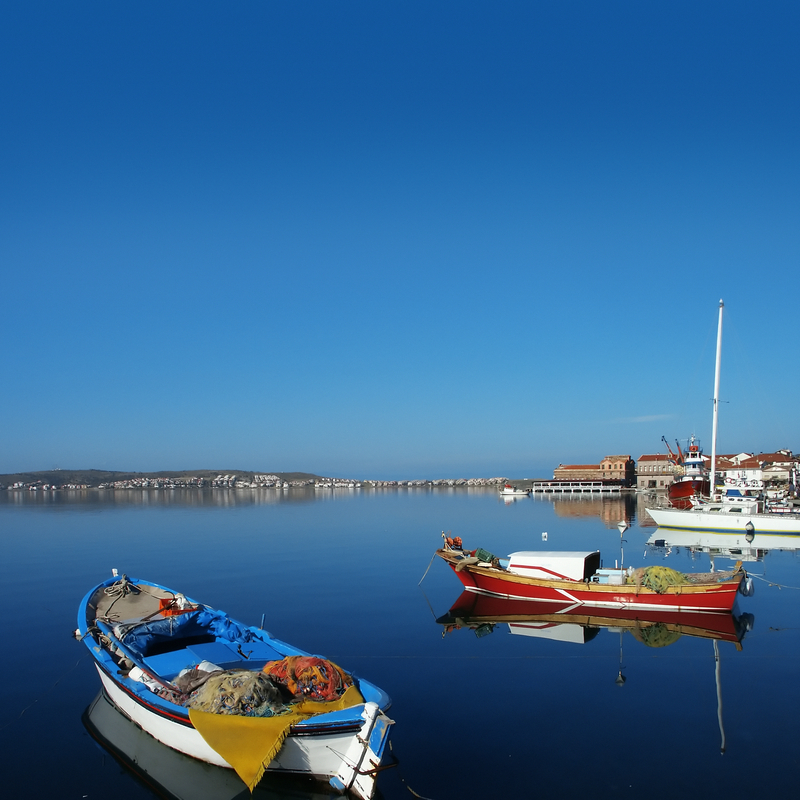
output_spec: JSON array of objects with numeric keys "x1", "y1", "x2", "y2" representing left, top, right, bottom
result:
[
  {"x1": 647, "y1": 527, "x2": 800, "y2": 565},
  {"x1": 437, "y1": 591, "x2": 753, "y2": 648},
  {"x1": 83, "y1": 691, "x2": 344, "y2": 800},
  {"x1": 437, "y1": 591, "x2": 753, "y2": 753}
]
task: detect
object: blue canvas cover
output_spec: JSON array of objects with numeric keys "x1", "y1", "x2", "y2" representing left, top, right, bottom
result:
[{"x1": 118, "y1": 609, "x2": 257, "y2": 659}]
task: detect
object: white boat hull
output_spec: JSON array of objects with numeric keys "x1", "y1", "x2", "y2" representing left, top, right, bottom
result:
[
  {"x1": 647, "y1": 506, "x2": 800, "y2": 536},
  {"x1": 96, "y1": 665, "x2": 392, "y2": 799}
]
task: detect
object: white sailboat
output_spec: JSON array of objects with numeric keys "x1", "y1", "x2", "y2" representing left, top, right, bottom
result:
[{"x1": 647, "y1": 300, "x2": 800, "y2": 537}]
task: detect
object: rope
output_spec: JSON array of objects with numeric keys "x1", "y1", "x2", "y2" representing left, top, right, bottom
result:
[
  {"x1": 388, "y1": 741, "x2": 436, "y2": 800},
  {"x1": 747, "y1": 573, "x2": 800, "y2": 591},
  {"x1": 417, "y1": 585, "x2": 438, "y2": 621},
  {"x1": 100, "y1": 575, "x2": 141, "y2": 619},
  {"x1": 0, "y1": 653, "x2": 90, "y2": 731},
  {"x1": 102, "y1": 574, "x2": 141, "y2": 601},
  {"x1": 98, "y1": 577, "x2": 177, "y2": 627},
  {"x1": 418, "y1": 553, "x2": 436, "y2": 586},
  {"x1": 405, "y1": 784, "x2": 436, "y2": 800}
]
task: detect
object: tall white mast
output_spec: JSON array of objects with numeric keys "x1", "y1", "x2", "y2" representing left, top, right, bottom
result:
[{"x1": 709, "y1": 299, "x2": 724, "y2": 497}]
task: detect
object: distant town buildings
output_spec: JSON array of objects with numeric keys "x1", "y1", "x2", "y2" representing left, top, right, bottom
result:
[
  {"x1": 2, "y1": 474, "x2": 509, "y2": 491},
  {"x1": 635, "y1": 454, "x2": 680, "y2": 491},
  {"x1": 634, "y1": 448, "x2": 798, "y2": 494},
  {"x1": 715, "y1": 450, "x2": 797, "y2": 493},
  {"x1": 553, "y1": 448, "x2": 798, "y2": 495},
  {"x1": 3, "y1": 451, "x2": 797, "y2": 494},
  {"x1": 554, "y1": 456, "x2": 635, "y2": 485}
]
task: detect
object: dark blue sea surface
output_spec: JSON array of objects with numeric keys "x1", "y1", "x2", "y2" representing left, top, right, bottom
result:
[{"x1": 1, "y1": 488, "x2": 798, "y2": 798}]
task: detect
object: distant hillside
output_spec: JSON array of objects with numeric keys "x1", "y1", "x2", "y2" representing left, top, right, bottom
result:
[{"x1": 0, "y1": 469, "x2": 322, "y2": 487}]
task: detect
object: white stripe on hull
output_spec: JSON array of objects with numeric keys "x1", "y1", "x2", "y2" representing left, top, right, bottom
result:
[{"x1": 461, "y1": 585, "x2": 731, "y2": 613}]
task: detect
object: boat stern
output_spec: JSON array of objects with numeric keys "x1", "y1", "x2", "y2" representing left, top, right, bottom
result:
[{"x1": 329, "y1": 701, "x2": 395, "y2": 800}]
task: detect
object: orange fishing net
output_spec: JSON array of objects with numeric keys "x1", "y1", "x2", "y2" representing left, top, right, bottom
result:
[{"x1": 263, "y1": 656, "x2": 352, "y2": 702}]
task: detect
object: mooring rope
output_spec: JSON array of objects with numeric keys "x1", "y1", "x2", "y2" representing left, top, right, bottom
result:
[
  {"x1": 0, "y1": 653, "x2": 90, "y2": 731},
  {"x1": 747, "y1": 572, "x2": 800, "y2": 591},
  {"x1": 418, "y1": 553, "x2": 437, "y2": 585},
  {"x1": 389, "y1": 740, "x2": 436, "y2": 800}
]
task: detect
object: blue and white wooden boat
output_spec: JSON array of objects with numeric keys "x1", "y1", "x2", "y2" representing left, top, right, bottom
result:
[{"x1": 76, "y1": 572, "x2": 393, "y2": 800}]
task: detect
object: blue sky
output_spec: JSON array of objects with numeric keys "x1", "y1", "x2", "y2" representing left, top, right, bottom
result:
[{"x1": 2, "y1": 2, "x2": 798, "y2": 479}]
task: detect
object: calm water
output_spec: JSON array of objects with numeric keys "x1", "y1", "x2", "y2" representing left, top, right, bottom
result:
[{"x1": 1, "y1": 488, "x2": 799, "y2": 799}]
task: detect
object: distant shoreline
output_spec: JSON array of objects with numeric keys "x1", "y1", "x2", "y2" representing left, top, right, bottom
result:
[{"x1": 0, "y1": 469, "x2": 514, "y2": 491}]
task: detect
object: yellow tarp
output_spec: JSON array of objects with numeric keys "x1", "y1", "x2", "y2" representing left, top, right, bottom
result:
[{"x1": 189, "y1": 684, "x2": 365, "y2": 791}]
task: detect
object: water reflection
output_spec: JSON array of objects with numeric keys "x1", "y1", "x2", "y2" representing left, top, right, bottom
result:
[
  {"x1": 437, "y1": 591, "x2": 751, "y2": 754},
  {"x1": 647, "y1": 528, "x2": 800, "y2": 565},
  {"x1": 550, "y1": 494, "x2": 636, "y2": 528},
  {"x1": 511, "y1": 492, "x2": 639, "y2": 528},
  {"x1": 83, "y1": 691, "x2": 342, "y2": 800},
  {"x1": 0, "y1": 484, "x2": 511, "y2": 510},
  {"x1": 500, "y1": 494, "x2": 529, "y2": 505},
  {"x1": 0, "y1": 487, "x2": 323, "y2": 509},
  {"x1": 437, "y1": 591, "x2": 753, "y2": 648}
]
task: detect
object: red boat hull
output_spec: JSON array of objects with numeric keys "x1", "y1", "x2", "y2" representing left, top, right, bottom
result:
[
  {"x1": 441, "y1": 591, "x2": 747, "y2": 643},
  {"x1": 438, "y1": 550, "x2": 743, "y2": 613},
  {"x1": 669, "y1": 478, "x2": 710, "y2": 509}
]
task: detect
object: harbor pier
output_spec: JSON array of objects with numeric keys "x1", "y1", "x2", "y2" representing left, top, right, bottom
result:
[{"x1": 530, "y1": 480, "x2": 626, "y2": 494}]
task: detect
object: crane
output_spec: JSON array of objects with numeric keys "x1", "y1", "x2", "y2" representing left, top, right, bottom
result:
[{"x1": 661, "y1": 436, "x2": 683, "y2": 466}]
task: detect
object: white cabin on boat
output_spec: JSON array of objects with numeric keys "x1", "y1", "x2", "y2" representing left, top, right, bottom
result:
[{"x1": 506, "y1": 551, "x2": 601, "y2": 582}]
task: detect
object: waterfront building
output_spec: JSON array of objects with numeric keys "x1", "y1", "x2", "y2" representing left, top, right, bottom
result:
[
  {"x1": 553, "y1": 456, "x2": 635, "y2": 486},
  {"x1": 635, "y1": 453, "x2": 680, "y2": 491},
  {"x1": 721, "y1": 450, "x2": 796, "y2": 492}
]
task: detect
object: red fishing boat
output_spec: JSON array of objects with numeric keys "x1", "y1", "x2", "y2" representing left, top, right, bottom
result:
[
  {"x1": 435, "y1": 536, "x2": 750, "y2": 614},
  {"x1": 668, "y1": 435, "x2": 710, "y2": 509}
]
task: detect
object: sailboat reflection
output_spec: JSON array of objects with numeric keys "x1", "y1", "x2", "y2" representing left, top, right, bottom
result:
[
  {"x1": 437, "y1": 592, "x2": 753, "y2": 753},
  {"x1": 83, "y1": 691, "x2": 347, "y2": 800},
  {"x1": 647, "y1": 527, "x2": 800, "y2": 564}
]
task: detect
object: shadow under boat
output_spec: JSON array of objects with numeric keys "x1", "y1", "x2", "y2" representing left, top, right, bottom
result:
[
  {"x1": 82, "y1": 690, "x2": 359, "y2": 800},
  {"x1": 436, "y1": 591, "x2": 754, "y2": 648}
]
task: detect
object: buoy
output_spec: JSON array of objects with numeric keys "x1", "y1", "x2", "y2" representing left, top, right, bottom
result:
[{"x1": 739, "y1": 576, "x2": 754, "y2": 597}]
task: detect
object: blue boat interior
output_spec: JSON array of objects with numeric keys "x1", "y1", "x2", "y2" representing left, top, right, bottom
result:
[
  {"x1": 81, "y1": 576, "x2": 391, "y2": 718},
  {"x1": 117, "y1": 608, "x2": 297, "y2": 678}
]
